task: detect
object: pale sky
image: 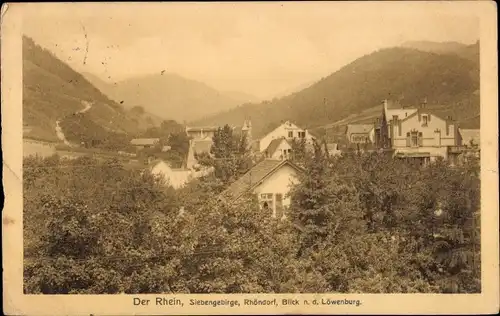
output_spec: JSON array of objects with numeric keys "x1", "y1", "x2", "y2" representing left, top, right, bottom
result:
[{"x1": 22, "y1": 2, "x2": 479, "y2": 100}]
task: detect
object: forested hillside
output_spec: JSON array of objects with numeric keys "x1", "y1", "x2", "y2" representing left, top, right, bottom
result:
[
  {"x1": 194, "y1": 44, "x2": 480, "y2": 139},
  {"x1": 402, "y1": 41, "x2": 480, "y2": 62},
  {"x1": 23, "y1": 36, "x2": 158, "y2": 143}
]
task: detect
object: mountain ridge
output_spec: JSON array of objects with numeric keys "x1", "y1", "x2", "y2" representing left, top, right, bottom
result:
[
  {"x1": 192, "y1": 42, "x2": 479, "y2": 139},
  {"x1": 83, "y1": 71, "x2": 257, "y2": 123},
  {"x1": 23, "y1": 36, "x2": 159, "y2": 146}
]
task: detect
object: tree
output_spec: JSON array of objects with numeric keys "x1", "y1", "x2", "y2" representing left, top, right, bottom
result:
[
  {"x1": 197, "y1": 124, "x2": 251, "y2": 185},
  {"x1": 24, "y1": 148, "x2": 481, "y2": 294},
  {"x1": 24, "y1": 156, "x2": 184, "y2": 294},
  {"x1": 175, "y1": 193, "x2": 304, "y2": 293},
  {"x1": 289, "y1": 137, "x2": 308, "y2": 166},
  {"x1": 290, "y1": 139, "x2": 364, "y2": 251}
]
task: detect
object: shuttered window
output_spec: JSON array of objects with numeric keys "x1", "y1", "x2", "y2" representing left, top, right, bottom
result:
[{"x1": 410, "y1": 131, "x2": 420, "y2": 147}]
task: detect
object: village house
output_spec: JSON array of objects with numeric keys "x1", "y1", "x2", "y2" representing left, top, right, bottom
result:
[
  {"x1": 345, "y1": 124, "x2": 375, "y2": 144},
  {"x1": 457, "y1": 128, "x2": 480, "y2": 148},
  {"x1": 186, "y1": 138, "x2": 213, "y2": 169},
  {"x1": 130, "y1": 138, "x2": 160, "y2": 150},
  {"x1": 263, "y1": 138, "x2": 292, "y2": 160},
  {"x1": 375, "y1": 100, "x2": 459, "y2": 164},
  {"x1": 185, "y1": 120, "x2": 253, "y2": 169},
  {"x1": 150, "y1": 159, "x2": 214, "y2": 190},
  {"x1": 258, "y1": 120, "x2": 315, "y2": 154},
  {"x1": 221, "y1": 158, "x2": 303, "y2": 219},
  {"x1": 185, "y1": 126, "x2": 218, "y2": 140},
  {"x1": 448, "y1": 128, "x2": 481, "y2": 165}
]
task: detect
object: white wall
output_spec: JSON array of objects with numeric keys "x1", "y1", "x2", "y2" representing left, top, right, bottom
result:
[
  {"x1": 269, "y1": 140, "x2": 292, "y2": 159},
  {"x1": 253, "y1": 164, "x2": 300, "y2": 217},
  {"x1": 152, "y1": 161, "x2": 214, "y2": 189},
  {"x1": 187, "y1": 130, "x2": 215, "y2": 140},
  {"x1": 151, "y1": 161, "x2": 193, "y2": 189},
  {"x1": 393, "y1": 113, "x2": 456, "y2": 149},
  {"x1": 259, "y1": 121, "x2": 313, "y2": 152}
]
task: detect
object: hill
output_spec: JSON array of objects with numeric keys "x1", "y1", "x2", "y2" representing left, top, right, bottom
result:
[
  {"x1": 83, "y1": 72, "x2": 256, "y2": 123},
  {"x1": 193, "y1": 45, "x2": 480, "y2": 140},
  {"x1": 401, "y1": 40, "x2": 480, "y2": 62},
  {"x1": 23, "y1": 36, "x2": 160, "y2": 145}
]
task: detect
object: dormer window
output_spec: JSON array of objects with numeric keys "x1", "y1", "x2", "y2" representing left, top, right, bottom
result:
[{"x1": 422, "y1": 115, "x2": 428, "y2": 127}]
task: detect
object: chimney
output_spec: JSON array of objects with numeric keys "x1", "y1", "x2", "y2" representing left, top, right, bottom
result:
[{"x1": 420, "y1": 97, "x2": 428, "y2": 109}]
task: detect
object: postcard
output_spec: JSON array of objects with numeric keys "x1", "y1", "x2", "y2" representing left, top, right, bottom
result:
[{"x1": 2, "y1": 1, "x2": 498, "y2": 315}]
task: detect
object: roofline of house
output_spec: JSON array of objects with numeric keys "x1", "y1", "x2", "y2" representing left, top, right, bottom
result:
[
  {"x1": 185, "y1": 126, "x2": 219, "y2": 131},
  {"x1": 231, "y1": 159, "x2": 304, "y2": 202},
  {"x1": 398, "y1": 108, "x2": 452, "y2": 124}
]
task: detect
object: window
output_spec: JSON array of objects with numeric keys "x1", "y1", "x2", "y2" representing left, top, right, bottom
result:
[
  {"x1": 260, "y1": 193, "x2": 274, "y2": 214},
  {"x1": 411, "y1": 131, "x2": 419, "y2": 147},
  {"x1": 288, "y1": 131, "x2": 293, "y2": 138},
  {"x1": 283, "y1": 149, "x2": 291, "y2": 158},
  {"x1": 422, "y1": 115, "x2": 428, "y2": 127},
  {"x1": 298, "y1": 131, "x2": 306, "y2": 138}
]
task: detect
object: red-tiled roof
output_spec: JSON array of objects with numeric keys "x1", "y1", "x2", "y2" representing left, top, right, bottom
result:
[{"x1": 222, "y1": 159, "x2": 303, "y2": 201}]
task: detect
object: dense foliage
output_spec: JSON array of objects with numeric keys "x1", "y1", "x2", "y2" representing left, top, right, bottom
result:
[
  {"x1": 195, "y1": 124, "x2": 253, "y2": 184},
  {"x1": 58, "y1": 114, "x2": 134, "y2": 152},
  {"x1": 24, "y1": 145, "x2": 480, "y2": 293},
  {"x1": 136, "y1": 125, "x2": 191, "y2": 168}
]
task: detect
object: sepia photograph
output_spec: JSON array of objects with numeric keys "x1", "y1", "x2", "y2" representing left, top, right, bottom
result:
[{"x1": 2, "y1": 1, "x2": 498, "y2": 315}]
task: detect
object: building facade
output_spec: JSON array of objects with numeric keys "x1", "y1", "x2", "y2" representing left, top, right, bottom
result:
[
  {"x1": 185, "y1": 126, "x2": 219, "y2": 140},
  {"x1": 375, "y1": 100, "x2": 459, "y2": 164},
  {"x1": 264, "y1": 138, "x2": 292, "y2": 160},
  {"x1": 222, "y1": 159, "x2": 303, "y2": 219},
  {"x1": 345, "y1": 124, "x2": 375, "y2": 144},
  {"x1": 258, "y1": 121, "x2": 314, "y2": 153},
  {"x1": 150, "y1": 160, "x2": 214, "y2": 190}
]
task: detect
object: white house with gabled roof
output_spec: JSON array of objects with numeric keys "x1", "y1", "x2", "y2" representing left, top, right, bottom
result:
[
  {"x1": 221, "y1": 158, "x2": 303, "y2": 219},
  {"x1": 258, "y1": 121, "x2": 315, "y2": 153}
]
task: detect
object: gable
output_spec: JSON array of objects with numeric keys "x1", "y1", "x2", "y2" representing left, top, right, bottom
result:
[
  {"x1": 223, "y1": 159, "x2": 303, "y2": 201},
  {"x1": 253, "y1": 164, "x2": 300, "y2": 195},
  {"x1": 346, "y1": 124, "x2": 374, "y2": 136},
  {"x1": 265, "y1": 138, "x2": 291, "y2": 155},
  {"x1": 400, "y1": 110, "x2": 447, "y2": 129}
]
